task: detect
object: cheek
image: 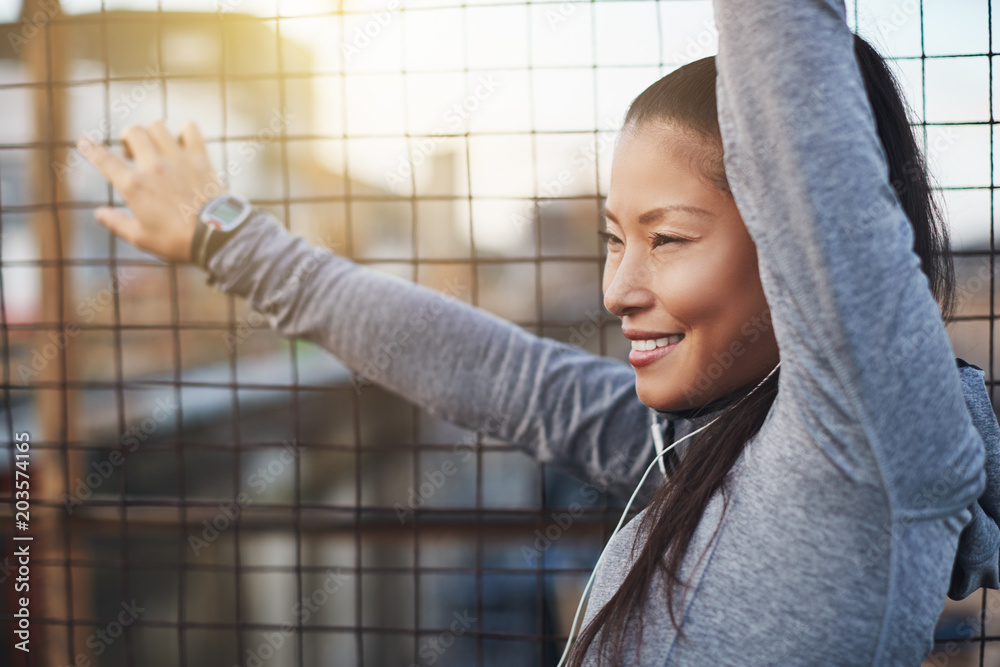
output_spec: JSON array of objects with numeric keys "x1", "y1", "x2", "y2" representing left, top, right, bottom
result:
[
  {"x1": 657, "y1": 244, "x2": 760, "y2": 331},
  {"x1": 656, "y1": 254, "x2": 730, "y2": 324}
]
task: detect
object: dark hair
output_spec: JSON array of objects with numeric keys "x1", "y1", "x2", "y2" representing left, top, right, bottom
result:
[{"x1": 567, "y1": 33, "x2": 956, "y2": 667}]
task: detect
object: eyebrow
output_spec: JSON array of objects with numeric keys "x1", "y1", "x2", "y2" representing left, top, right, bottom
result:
[{"x1": 602, "y1": 204, "x2": 715, "y2": 226}]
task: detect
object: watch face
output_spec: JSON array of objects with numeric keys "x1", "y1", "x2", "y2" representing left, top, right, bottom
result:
[{"x1": 205, "y1": 196, "x2": 250, "y2": 231}]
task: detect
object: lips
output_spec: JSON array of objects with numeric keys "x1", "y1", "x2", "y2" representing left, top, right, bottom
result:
[{"x1": 627, "y1": 333, "x2": 684, "y2": 368}]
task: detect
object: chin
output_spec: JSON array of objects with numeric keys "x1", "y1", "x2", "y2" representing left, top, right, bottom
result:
[{"x1": 635, "y1": 382, "x2": 688, "y2": 412}]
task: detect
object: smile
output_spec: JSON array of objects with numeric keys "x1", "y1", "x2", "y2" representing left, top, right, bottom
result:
[
  {"x1": 629, "y1": 333, "x2": 684, "y2": 351},
  {"x1": 628, "y1": 334, "x2": 684, "y2": 368}
]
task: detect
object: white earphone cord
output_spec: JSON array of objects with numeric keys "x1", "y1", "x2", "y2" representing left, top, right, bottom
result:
[{"x1": 555, "y1": 361, "x2": 781, "y2": 667}]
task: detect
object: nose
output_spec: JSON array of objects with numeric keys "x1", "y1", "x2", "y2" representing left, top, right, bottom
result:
[{"x1": 603, "y1": 248, "x2": 656, "y2": 317}]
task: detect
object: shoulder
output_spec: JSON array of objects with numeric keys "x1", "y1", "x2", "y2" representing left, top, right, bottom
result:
[
  {"x1": 955, "y1": 357, "x2": 990, "y2": 408},
  {"x1": 957, "y1": 357, "x2": 984, "y2": 372},
  {"x1": 955, "y1": 357, "x2": 998, "y2": 448}
]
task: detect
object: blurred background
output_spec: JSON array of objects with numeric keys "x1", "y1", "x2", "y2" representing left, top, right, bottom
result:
[{"x1": 0, "y1": 0, "x2": 998, "y2": 665}]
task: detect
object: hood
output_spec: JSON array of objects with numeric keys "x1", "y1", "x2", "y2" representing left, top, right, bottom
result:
[
  {"x1": 648, "y1": 357, "x2": 1000, "y2": 601},
  {"x1": 949, "y1": 357, "x2": 1000, "y2": 600}
]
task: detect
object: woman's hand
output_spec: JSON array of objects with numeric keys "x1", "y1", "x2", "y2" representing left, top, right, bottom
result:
[{"x1": 77, "y1": 120, "x2": 226, "y2": 263}]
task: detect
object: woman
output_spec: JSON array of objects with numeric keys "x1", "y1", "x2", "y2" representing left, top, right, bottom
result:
[{"x1": 77, "y1": 0, "x2": 1000, "y2": 664}]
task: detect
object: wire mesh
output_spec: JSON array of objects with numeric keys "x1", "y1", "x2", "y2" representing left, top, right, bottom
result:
[{"x1": 0, "y1": 0, "x2": 997, "y2": 666}]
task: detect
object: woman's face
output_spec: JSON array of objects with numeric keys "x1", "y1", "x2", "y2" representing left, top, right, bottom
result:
[{"x1": 601, "y1": 122, "x2": 780, "y2": 411}]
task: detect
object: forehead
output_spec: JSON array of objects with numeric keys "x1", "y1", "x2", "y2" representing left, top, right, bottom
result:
[{"x1": 606, "y1": 124, "x2": 721, "y2": 217}]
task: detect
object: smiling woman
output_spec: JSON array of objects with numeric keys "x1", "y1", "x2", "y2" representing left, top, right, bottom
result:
[
  {"x1": 71, "y1": 0, "x2": 1000, "y2": 665},
  {"x1": 562, "y1": 1, "x2": 994, "y2": 664}
]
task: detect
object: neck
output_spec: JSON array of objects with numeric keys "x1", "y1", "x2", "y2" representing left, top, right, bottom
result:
[{"x1": 653, "y1": 383, "x2": 749, "y2": 427}]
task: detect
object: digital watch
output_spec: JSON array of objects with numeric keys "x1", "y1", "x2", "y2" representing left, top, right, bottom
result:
[{"x1": 191, "y1": 192, "x2": 254, "y2": 270}]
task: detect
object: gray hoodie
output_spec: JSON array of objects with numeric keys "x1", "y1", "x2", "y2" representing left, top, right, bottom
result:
[{"x1": 201, "y1": 0, "x2": 1000, "y2": 663}]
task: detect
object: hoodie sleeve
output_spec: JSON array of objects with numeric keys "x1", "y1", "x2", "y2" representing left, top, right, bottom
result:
[
  {"x1": 202, "y1": 208, "x2": 660, "y2": 500},
  {"x1": 950, "y1": 360, "x2": 1000, "y2": 599},
  {"x1": 713, "y1": 0, "x2": 985, "y2": 515}
]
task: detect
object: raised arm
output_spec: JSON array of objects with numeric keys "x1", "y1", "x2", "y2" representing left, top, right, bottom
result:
[{"x1": 712, "y1": 0, "x2": 984, "y2": 513}]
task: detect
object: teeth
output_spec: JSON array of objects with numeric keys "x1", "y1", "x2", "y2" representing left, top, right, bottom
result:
[{"x1": 631, "y1": 334, "x2": 684, "y2": 351}]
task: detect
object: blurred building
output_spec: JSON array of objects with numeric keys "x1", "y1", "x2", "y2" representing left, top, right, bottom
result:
[{"x1": 0, "y1": 6, "x2": 618, "y2": 666}]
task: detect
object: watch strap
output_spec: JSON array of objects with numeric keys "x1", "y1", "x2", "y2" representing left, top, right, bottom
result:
[
  {"x1": 191, "y1": 194, "x2": 253, "y2": 271},
  {"x1": 191, "y1": 217, "x2": 210, "y2": 266},
  {"x1": 203, "y1": 223, "x2": 236, "y2": 269}
]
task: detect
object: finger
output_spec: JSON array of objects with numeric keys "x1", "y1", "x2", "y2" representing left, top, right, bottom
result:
[
  {"x1": 178, "y1": 121, "x2": 209, "y2": 159},
  {"x1": 148, "y1": 120, "x2": 179, "y2": 156},
  {"x1": 94, "y1": 207, "x2": 142, "y2": 247},
  {"x1": 121, "y1": 124, "x2": 158, "y2": 166},
  {"x1": 77, "y1": 137, "x2": 133, "y2": 190}
]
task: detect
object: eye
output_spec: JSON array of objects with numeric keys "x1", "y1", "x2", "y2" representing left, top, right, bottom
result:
[
  {"x1": 597, "y1": 230, "x2": 622, "y2": 249},
  {"x1": 649, "y1": 232, "x2": 685, "y2": 248}
]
